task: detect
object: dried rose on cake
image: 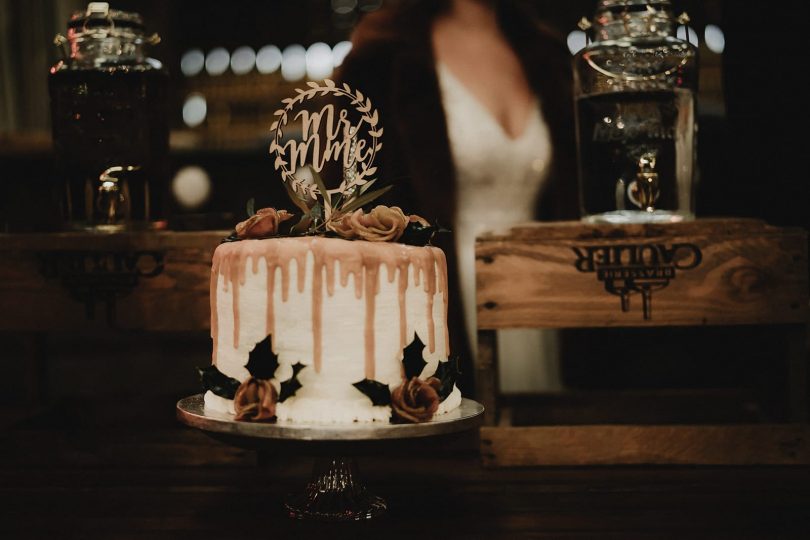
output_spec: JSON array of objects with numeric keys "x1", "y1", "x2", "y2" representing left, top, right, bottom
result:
[
  {"x1": 235, "y1": 207, "x2": 294, "y2": 239},
  {"x1": 391, "y1": 376, "x2": 441, "y2": 423},
  {"x1": 234, "y1": 377, "x2": 278, "y2": 421},
  {"x1": 327, "y1": 205, "x2": 409, "y2": 242}
]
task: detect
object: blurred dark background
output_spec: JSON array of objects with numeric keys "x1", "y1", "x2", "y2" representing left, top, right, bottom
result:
[
  {"x1": 0, "y1": 0, "x2": 807, "y2": 422},
  {"x1": 4, "y1": 0, "x2": 805, "y2": 232}
]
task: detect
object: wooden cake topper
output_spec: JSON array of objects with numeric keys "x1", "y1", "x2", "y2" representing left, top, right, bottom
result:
[
  {"x1": 268, "y1": 79, "x2": 383, "y2": 200},
  {"x1": 224, "y1": 79, "x2": 436, "y2": 242}
]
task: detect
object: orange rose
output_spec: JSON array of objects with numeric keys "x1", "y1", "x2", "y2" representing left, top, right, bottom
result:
[
  {"x1": 235, "y1": 208, "x2": 294, "y2": 239},
  {"x1": 327, "y1": 205, "x2": 409, "y2": 242},
  {"x1": 233, "y1": 377, "x2": 278, "y2": 421},
  {"x1": 391, "y1": 376, "x2": 441, "y2": 423}
]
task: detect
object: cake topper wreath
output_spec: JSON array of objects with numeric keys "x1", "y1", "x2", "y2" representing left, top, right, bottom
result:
[
  {"x1": 268, "y1": 79, "x2": 382, "y2": 200},
  {"x1": 225, "y1": 79, "x2": 441, "y2": 245}
]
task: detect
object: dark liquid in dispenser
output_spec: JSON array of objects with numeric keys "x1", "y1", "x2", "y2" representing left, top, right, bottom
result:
[
  {"x1": 576, "y1": 89, "x2": 694, "y2": 221},
  {"x1": 49, "y1": 66, "x2": 168, "y2": 229}
]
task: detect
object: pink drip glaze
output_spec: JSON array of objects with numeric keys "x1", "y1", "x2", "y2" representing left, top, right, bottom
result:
[
  {"x1": 210, "y1": 238, "x2": 448, "y2": 378},
  {"x1": 209, "y1": 267, "x2": 219, "y2": 364},
  {"x1": 436, "y1": 250, "x2": 451, "y2": 354},
  {"x1": 364, "y1": 263, "x2": 378, "y2": 380},
  {"x1": 312, "y1": 256, "x2": 324, "y2": 374},
  {"x1": 397, "y1": 264, "x2": 408, "y2": 350},
  {"x1": 265, "y1": 262, "x2": 276, "y2": 337}
]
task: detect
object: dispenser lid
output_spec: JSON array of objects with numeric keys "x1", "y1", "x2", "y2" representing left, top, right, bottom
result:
[{"x1": 66, "y1": 2, "x2": 146, "y2": 37}]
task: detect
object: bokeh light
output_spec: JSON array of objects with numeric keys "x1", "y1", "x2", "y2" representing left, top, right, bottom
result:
[
  {"x1": 256, "y1": 45, "x2": 282, "y2": 74},
  {"x1": 182, "y1": 93, "x2": 207, "y2": 127},
  {"x1": 205, "y1": 47, "x2": 230, "y2": 76},
  {"x1": 230, "y1": 46, "x2": 256, "y2": 75},
  {"x1": 306, "y1": 42, "x2": 334, "y2": 80},
  {"x1": 281, "y1": 44, "x2": 307, "y2": 81}
]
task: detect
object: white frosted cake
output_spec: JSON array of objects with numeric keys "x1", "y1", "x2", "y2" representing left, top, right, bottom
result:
[{"x1": 203, "y1": 235, "x2": 462, "y2": 423}]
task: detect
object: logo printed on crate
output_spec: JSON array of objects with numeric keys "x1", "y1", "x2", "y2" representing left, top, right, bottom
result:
[{"x1": 572, "y1": 243, "x2": 702, "y2": 320}]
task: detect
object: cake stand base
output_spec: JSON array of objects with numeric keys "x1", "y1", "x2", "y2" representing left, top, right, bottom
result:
[
  {"x1": 284, "y1": 457, "x2": 386, "y2": 521},
  {"x1": 176, "y1": 395, "x2": 483, "y2": 522}
]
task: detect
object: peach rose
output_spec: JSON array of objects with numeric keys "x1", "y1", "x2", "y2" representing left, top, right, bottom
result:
[
  {"x1": 235, "y1": 208, "x2": 294, "y2": 239},
  {"x1": 391, "y1": 376, "x2": 441, "y2": 423},
  {"x1": 327, "y1": 205, "x2": 409, "y2": 242},
  {"x1": 234, "y1": 377, "x2": 277, "y2": 421}
]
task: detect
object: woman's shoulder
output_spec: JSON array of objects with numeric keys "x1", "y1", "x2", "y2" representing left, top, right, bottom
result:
[
  {"x1": 351, "y1": 9, "x2": 409, "y2": 50},
  {"x1": 337, "y1": 5, "x2": 435, "y2": 99},
  {"x1": 349, "y1": 5, "x2": 433, "y2": 61}
]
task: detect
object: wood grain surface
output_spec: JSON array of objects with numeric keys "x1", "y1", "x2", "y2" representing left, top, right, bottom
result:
[
  {"x1": 476, "y1": 219, "x2": 808, "y2": 328},
  {"x1": 2, "y1": 396, "x2": 810, "y2": 539},
  {"x1": 480, "y1": 424, "x2": 810, "y2": 467},
  {"x1": 0, "y1": 231, "x2": 225, "y2": 331}
]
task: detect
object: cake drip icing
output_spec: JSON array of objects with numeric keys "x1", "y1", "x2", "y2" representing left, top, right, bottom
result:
[{"x1": 211, "y1": 237, "x2": 449, "y2": 380}]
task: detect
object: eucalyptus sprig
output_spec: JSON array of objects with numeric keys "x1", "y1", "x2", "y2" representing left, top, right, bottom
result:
[{"x1": 286, "y1": 169, "x2": 392, "y2": 236}]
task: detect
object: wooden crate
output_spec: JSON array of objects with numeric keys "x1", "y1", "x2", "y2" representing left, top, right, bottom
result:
[
  {"x1": 0, "y1": 231, "x2": 224, "y2": 331},
  {"x1": 476, "y1": 219, "x2": 810, "y2": 466}
]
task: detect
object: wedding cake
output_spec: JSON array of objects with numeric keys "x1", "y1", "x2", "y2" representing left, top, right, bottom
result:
[
  {"x1": 199, "y1": 80, "x2": 461, "y2": 424},
  {"x1": 203, "y1": 231, "x2": 461, "y2": 423}
]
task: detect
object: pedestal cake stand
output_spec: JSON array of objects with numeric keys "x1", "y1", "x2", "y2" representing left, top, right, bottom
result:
[{"x1": 176, "y1": 394, "x2": 484, "y2": 521}]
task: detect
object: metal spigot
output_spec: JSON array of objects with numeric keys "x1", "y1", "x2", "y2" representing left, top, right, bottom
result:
[
  {"x1": 96, "y1": 165, "x2": 139, "y2": 224},
  {"x1": 634, "y1": 152, "x2": 659, "y2": 212}
]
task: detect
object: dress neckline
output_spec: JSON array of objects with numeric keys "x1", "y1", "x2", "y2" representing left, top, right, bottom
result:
[{"x1": 437, "y1": 62, "x2": 539, "y2": 143}]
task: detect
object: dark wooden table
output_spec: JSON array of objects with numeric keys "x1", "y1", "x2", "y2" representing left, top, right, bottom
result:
[{"x1": 2, "y1": 396, "x2": 810, "y2": 539}]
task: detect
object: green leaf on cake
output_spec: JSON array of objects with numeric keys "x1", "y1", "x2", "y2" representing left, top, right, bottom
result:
[
  {"x1": 278, "y1": 362, "x2": 306, "y2": 402},
  {"x1": 197, "y1": 365, "x2": 241, "y2": 399},
  {"x1": 402, "y1": 333, "x2": 428, "y2": 379},
  {"x1": 290, "y1": 214, "x2": 313, "y2": 235},
  {"x1": 244, "y1": 335, "x2": 279, "y2": 380},
  {"x1": 311, "y1": 170, "x2": 332, "y2": 214},
  {"x1": 284, "y1": 181, "x2": 315, "y2": 213},
  {"x1": 309, "y1": 202, "x2": 323, "y2": 221},
  {"x1": 359, "y1": 178, "x2": 377, "y2": 194},
  {"x1": 431, "y1": 356, "x2": 461, "y2": 402},
  {"x1": 246, "y1": 197, "x2": 256, "y2": 218},
  {"x1": 340, "y1": 184, "x2": 393, "y2": 213},
  {"x1": 353, "y1": 378, "x2": 392, "y2": 406}
]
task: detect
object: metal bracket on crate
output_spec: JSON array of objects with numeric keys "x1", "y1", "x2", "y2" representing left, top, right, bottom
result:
[{"x1": 37, "y1": 250, "x2": 165, "y2": 325}]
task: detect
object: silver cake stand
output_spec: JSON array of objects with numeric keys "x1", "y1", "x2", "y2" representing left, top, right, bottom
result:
[{"x1": 176, "y1": 394, "x2": 484, "y2": 522}]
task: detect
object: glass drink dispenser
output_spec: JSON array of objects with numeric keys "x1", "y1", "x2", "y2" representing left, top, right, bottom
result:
[
  {"x1": 49, "y1": 2, "x2": 169, "y2": 231},
  {"x1": 574, "y1": 0, "x2": 697, "y2": 223}
]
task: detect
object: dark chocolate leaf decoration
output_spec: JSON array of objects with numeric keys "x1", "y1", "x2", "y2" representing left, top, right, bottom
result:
[
  {"x1": 197, "y1": 365, "x2": 241, "y2": 399},
  {"x1": 431, "y1": 356, "x2": 461, "y2": 402},
  {"x1": 278, "y1": 362, "x2": 306, "y2": 402},
  {"x1": 402, "y1": 333, "x2": 427, "y2": 379},
  {"x1": 353, "y1": 379, "x2": 392, "y2": 406},
  {"x1": 221, "y1": 230, "x2": 241, "y2": 243},
  {"x1": 244, "y1": 335, "x2": 279, "y2": 380},
  {"x1": 399, "y1": 220, "x2": 438, "y2": 246}
]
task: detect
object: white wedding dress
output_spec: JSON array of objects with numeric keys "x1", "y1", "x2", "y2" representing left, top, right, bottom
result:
[{"x1": 437, "y1": 62, "x2": 562, "y2": 392}]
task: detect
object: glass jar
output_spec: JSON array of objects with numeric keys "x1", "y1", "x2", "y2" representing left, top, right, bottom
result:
[
  {"x1": 574, "y1": 0, "x2": 697, "y2": 223},
  {"x1": 49, "y1": 2, "x2": 169, "y2": 231}
]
